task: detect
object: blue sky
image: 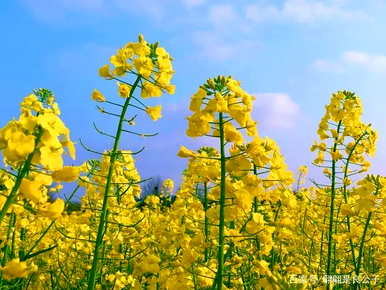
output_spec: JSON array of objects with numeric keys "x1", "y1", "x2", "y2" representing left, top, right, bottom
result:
[{"x1": 2, "y1": 0, "x2": 386, "y2": 187}]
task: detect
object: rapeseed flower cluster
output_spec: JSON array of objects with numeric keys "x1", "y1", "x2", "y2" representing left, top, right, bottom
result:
[{"x1": 0, "y1": 36, "x2": 384, "y2": 290}]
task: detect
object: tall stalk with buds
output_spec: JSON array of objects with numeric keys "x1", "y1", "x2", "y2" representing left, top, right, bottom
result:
[
  {"x1": 86, "y1": 34, "x2": 175, "y2": 290},
  {"x1": 311, "y1": 91, "x2": 377, "y2": 288},
  {"x1": 178, "y1": 76, "x2": 293, "y2": 289}
]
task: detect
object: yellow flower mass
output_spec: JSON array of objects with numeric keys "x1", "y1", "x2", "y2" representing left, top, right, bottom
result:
[
  {"x1": 0, "y1": 259, "x2": 32, "y2": 280},
  {"x1": 0, "y1": 35, "x2": 384, "y2": 290}
]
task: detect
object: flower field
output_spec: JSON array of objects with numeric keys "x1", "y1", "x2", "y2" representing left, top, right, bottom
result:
[{"x1": 0, "y1": 34, "x2": 385, "y2": 289}]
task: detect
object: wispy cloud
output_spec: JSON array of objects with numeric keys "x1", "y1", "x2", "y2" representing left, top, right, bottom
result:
[
  {"x1": 252, "y1": 93, "x2": 300, "y2": 129},
  {"x1": 20, "y1": 0, "x2": 371, "y2": 30},
  {"x1": 20, "y1": 0, "x2": 192, "y2": 22},
  {"x1": 313, "y1": 59, "x2": 344, "y2": 73},
  {"x1": 20, "y1": 0, "x2": 106, "y2": 21},
  {"x1": 313, "y1": 51, "x2": 386, "y2": 73},
  {"x1": 194, "y1": 0, "x2": 369, "y2": 61},
  {"x1": 182, "y1": 0, "x2": 206, "y2": 8},
  {"x1": 343, "y1": 51, "x2": 386, "y2": 72},
  {"x1": 209, "y1": 4, "x2": 237, "y2": 26},
  {"x1": 20, "y1": 0, "x2": 372, "y2": 64},
  {"x1": 192, "y1": 31, "x2": 236, "y2": 61},
  {"x1": 245, "y1": 4, "x2": 280, "y2": 23},
  {"x1": 192, "y1": 30, "x2": 259, "y2": 61},
  {"x1": 112, "y1": 0, "x2": 176, "y2": 20},
  {"x1": 245, "y1": 0, "x2": 369, "y2": 24}
]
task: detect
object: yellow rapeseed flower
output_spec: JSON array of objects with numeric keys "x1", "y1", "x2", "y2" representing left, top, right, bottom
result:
[
  {"x1": 91, "y1": 89, "x2": 106, "y2": 102},
  {"x1": 177, "y1": 146, "x2": 196, "y2": 158},
  {"x1": 99, "y1": 64, "x2": 112, "y2": 79},
  {"x1": 0, "y1": 259, "x2": 30, "y2": 280},
  {"x1": 39, "y1": 199, "x2": 65, "y2": 219},
  {"x1": 146, "y1": 105, "x2": 162, "y2": 121},
  {"x1": 162, "y1": 179, "x2": 174, "y2": 192},
  {"x1": 118, "y1": 82, "x2": 132, "y2": 98},
  {"x1": 52, "y1": 166, "x2": 80, "y2": 182}
]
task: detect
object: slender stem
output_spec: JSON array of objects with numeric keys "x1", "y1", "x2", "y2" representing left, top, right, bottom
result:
[
  {"x1": 87, "y1": 75, "x2": 141, "y2": 290},
  {"x1": 213, "y1": 112, "x2": 226, "y2": 290},
  {"x1": 204, "y1": 182, "x2": 209, "y2": 262},
  {"x1": 355, "y1": 212, "x2": 372, "y2": 277},
  {"x1": 22, "y1": 222, "x2": 54, "y2": 261},
  {"x1": 252, "y1": 164, "x2": 258, "y2": 212},
  {"x1": 2, "y1": 213, "x2": 16, "y2": 265},
  {"x1": 326, "y1": 121, "x2": 341, "y2": 289},
  {"x1": 342, "y1": 131, "x2": 368, "y2": 270}
]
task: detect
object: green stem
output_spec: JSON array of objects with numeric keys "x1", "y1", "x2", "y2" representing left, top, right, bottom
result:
[
  {"x1": 2, "y1": 212, "x2": 15, "y2": 265},
  {"x1": 87, "y1": 76, "x2": 141, "y2": 290},
  {"x1": 204, "y1": 182, "x2": 209, "y2": 262},
  {"x1": 213, "y1": 112, "x2": 226, "y2": 290},
  {"x1": 355, "y1": 212, "x2": 372, "y2": 277},
  {"x1": 318, "y1": 207, "x2": 327, "y2": 278},
  {"x1": 19, "y1": 227, "x2": 26, "y2": 260},
  {"x1": 342, "y1": 131, "x2": 368, "y2": 270},
  {"x1": 326, "y1": 121, "x2": 341, "y2": 289},
  {"x1": 22, "y1": 222, "x2": 54, "y2": 261},
  {"x1": 309, "y1": 238, "x2": 314, "y2": 270},
  {"x1": 252, "y1": 164, "x2": 258, "y2": 212}
]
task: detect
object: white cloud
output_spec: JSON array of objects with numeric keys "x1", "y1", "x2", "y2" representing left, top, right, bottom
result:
[
  {"x1": 283, "y1": 0, "x2": 356, "y2": 23},
  {"x1": 182, "y1": 0, "x2": 205, "y2": 8},
  {"x1": 21, "y1": 0, "x2": 179, "y2": 21},
  {"x1": 314, "y1": 51, "x2": 386, "y2": 73},
  {"x1": 245, "y1": 0, "x2": 368, "y2": 24},
  {"x1": 21, "y1": 0, "x2": 106, "y2": 21},
  {"x1": 252, "y1": 93, "x2": 300, "y2": 129},
  {"x1": 209, "y1": 4, "x2": 237, "y2": 26},
  {"x1": 112, "y1": 0, "x2": 172, "y2": 19},
  {"x1": 21, "y1": 0, "x2": 370, "y2": 26},
  {"x1": 192, "y1": 31, "x2": 237, "y2": 61},
  {"x1": 312, "y1": 59, "x2": 344, "y2": 72},
  {"x1": 245, "y1": 4, "x2": 280, "y2": 23},
  {"x1": 192, "y1": 30, "x2": 259, "y2": 61},
  {"x1": 343, "y1": 51, "x2": 370, "y2": 64},
  {"x1": 343, "y1": 51, "x2": 386, "y2": 72}
]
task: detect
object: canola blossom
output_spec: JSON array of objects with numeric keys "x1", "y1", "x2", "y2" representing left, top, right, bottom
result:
[{"x1": 0, "y1": 35, "x2": 385, "y2": 290}]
